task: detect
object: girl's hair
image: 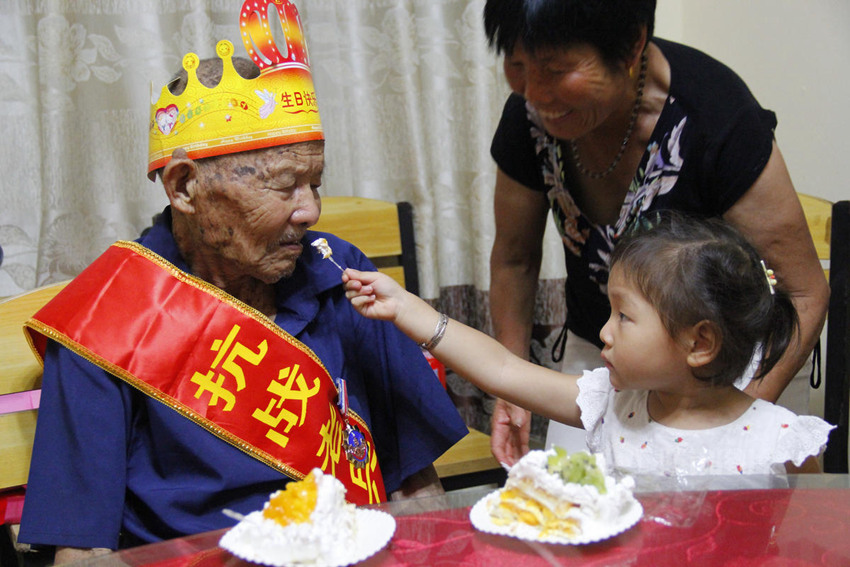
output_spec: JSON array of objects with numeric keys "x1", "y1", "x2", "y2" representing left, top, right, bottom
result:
[
  {"x1": 610, "y1": 212, "x2": 799, "y2": 387},
  {"x1": 483, "y1": 0, "x2": 656, "y2": 67}
]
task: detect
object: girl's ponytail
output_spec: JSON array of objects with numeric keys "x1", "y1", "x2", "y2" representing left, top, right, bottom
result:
[{"x1": 754, "y1": 281, "x2": 799, "y2": 380}]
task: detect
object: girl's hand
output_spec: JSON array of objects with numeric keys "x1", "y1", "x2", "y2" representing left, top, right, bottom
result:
[{"x1": 342, "y1": 268, "x2": 406, "y2": 322}]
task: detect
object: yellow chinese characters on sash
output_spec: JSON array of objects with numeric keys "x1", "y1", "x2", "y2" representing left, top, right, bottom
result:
[{"x1": 24, "y1": 241, "x2": 386, "y2": 505}]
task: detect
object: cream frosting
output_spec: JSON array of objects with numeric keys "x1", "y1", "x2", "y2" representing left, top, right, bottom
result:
[
  {"x1": 220, "y1": 469, "x2": 357, "y2": 566},
  {"x1": 486, "y1": 449, "x2": 638, "y2": 542}
]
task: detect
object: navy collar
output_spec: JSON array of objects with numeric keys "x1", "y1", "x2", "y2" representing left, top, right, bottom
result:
[{"x1": 138, "y1": 208, "x2": 343, "y2": 337}]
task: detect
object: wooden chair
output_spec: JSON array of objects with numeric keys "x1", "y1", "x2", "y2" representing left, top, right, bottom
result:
[
  {"x1": 0, "y1": 282, "x2": 69, "y2": 492},
  {"x1": 314, "y1": 196, "x2": 504, "y2": 488},
  {"x1": 0, "y1": 281, "x2": 68, "y2": 561},
  {"x1": 313, "y1": 196, "x2": 419, "y2": 295},
  {"x1": 799, "y1": 193, "x2": 850, "y2": 473},
  {"x1": 823, "y1": 200, "x2": 850, "y2": 473},
  {"x1": 799, "y1": 193, "x2": 832, "y2": 280}
]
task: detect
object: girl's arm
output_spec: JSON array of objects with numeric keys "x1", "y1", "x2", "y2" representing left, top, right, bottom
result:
[{"x1": 343, "y1": 269, "x2": 583, "y2": 427}]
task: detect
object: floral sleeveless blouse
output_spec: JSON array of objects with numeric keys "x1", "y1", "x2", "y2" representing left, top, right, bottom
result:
[{"x1": 491, "y1": 39, "x2": 777, "y2": 345}]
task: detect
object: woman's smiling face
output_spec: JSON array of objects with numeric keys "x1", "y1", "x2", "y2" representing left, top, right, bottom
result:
[{"x1": 503, "y1": 41, "x2": 629, "y2": 141}]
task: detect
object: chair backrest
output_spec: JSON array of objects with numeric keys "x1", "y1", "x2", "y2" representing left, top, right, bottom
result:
[
  {"x1": 798, "y1": 193, "x2": 832, "y2": 279},
  {"x1": 0, "y1": 282, "x2": 68, "y2": 489},
  {"x1": 823, "y1": 200, "x2": 850, "y2": 473},
  {"x1": 312, "y1": 196, "x2": 420, "y2": 295}
]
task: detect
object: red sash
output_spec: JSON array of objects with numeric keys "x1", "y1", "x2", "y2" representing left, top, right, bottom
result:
[{"x1": 24, "y1": 241, "x2": 386, "y2": 505}]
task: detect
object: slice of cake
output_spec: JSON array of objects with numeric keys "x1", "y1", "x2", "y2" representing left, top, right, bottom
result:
[
  {"x1": 483, "y1": 448, "x2": 639, "y2": 542},
  {"x1": 220, "y1": 468, "x2": 357, "y2": 565}
]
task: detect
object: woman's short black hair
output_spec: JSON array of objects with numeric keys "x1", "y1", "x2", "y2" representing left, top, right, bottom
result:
[{"x1": 484, "y1": 0, "x2": 656, "y2": 66}]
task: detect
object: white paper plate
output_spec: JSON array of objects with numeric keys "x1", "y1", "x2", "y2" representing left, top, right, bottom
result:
[
  {"x1": 469, "y1": 489, "x2": 643, "y2": 545},
  {"x1": 220, "y1": 508, "x2": 395, "y2": 567}
]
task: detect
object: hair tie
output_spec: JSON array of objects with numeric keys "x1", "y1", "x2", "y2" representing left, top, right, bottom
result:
[{"x1": 760, "y1": 260, "x2": 777, "y2": 295}]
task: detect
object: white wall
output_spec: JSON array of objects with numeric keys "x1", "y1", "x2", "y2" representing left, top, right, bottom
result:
[
  {"x1": 656, "y1": 0, "x2": 850, "y2": 204},
  {"x1": 656, "y1": 1, "x2": 850, "y2": 419}
]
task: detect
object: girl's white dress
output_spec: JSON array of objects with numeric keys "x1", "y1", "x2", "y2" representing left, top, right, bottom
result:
[{"x1": 577, "y1": 368, "x2": 834, "y2": 476}]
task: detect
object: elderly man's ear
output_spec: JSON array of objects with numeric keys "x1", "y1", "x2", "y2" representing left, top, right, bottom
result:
[{"x1": 162, "y1": 148, "x2": 200, "y2": 214}]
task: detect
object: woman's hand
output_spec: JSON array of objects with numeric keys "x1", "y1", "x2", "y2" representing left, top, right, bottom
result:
[
  {"x1": 342, "y1": 268, "x2": 405, "y2": 322},
  {"x1": 490, "y1": 398, "x2": 531, "y2": 466}
]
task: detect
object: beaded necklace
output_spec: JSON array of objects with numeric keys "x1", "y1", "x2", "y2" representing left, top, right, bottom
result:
[{"x1": 569, "y1": 51, "x2": 648, "y2": 180}]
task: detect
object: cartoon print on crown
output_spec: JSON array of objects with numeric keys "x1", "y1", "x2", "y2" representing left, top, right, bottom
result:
[
  {"x1": 155, "y1": 104, "x2": 179, "y2": 136},
  {"x1": 147, "y1": 0, "x2": 323, "y2": 180}
]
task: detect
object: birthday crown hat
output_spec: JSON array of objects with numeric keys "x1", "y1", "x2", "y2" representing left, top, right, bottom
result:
[{"x1": 148, "y1": 0, "x2": 323, "y2": 180}]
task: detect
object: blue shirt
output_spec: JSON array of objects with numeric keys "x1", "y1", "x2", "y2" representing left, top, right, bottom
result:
[{"x1": 19, "y1": 208, "x2": 467, "y2": 549}]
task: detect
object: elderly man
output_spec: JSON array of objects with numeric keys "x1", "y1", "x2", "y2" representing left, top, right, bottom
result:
[{"x1": 18, "y1": 3, "x2": 466, "y2": 563}]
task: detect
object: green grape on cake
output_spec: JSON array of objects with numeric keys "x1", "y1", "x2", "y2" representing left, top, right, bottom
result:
[
  {"x1": 481, "y1": 448, "x2": 641, "y2": 543},
  {"x1": 546, "y1": 447, "x2": 607, "y2": 494}
]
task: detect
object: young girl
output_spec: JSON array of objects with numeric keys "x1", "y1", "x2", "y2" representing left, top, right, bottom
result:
[{"x1": 343, "y1": 214, "x2": 834, "y2": 476}]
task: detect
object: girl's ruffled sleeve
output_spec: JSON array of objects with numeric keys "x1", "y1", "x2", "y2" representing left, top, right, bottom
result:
[
  {"x1": 775, "y1": 413, "x2": 836, "y2": 467},
  {"x1": 576, "y1": 368, "x2": 613, "y2": 451}
]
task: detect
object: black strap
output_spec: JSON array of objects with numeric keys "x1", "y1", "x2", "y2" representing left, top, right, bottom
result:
[
  {"x1": 551, "y1": 320, "x2": 569, "y2": 363},
  {"x1": 810, "y1": 338, "x2": 822, "y2": 389}
]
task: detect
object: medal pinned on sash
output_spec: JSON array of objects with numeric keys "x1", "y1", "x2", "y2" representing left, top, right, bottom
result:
[{"x1": 335, "y1": 377, "x2": 368, "y2": 468}]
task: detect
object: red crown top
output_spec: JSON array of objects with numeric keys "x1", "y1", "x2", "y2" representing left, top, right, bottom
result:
[{"x1": 240, "y1": 0, "x2": 310, "y2": 72}]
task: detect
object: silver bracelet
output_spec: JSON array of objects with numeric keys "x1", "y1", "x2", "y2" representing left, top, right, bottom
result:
[{"x1": 419, "y1": 313, "x2": 448, "y2": 350}]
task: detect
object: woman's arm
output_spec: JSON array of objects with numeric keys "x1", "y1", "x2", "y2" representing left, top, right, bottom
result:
[
  {"x1": 785, "y1": 455, "x2": 821, "y2": 474},
  {"x1": 488, "y1": 169, "x2": 552, "y2": 464},
  {"x1": 723, "y1": 141, "x2": 830, "y2": 402},
  {"x1": 489, "y1": 169, "x2": 549, "y2": 377},
  {"x1": 344, "y1": 269, "x2": 582, "y2": 427}
]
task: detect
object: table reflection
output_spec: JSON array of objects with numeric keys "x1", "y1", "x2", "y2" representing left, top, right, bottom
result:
[{"x1": 68, "y1": 474, "x2": 850, "y2": 567}]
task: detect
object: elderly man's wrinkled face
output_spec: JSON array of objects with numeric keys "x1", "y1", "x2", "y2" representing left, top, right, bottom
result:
[{"x1": 192, "y1": 141, "x2": 323, "y2": 284}]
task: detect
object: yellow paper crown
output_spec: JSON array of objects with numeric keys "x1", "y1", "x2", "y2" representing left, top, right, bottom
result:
[{"x1": 148, "y1": 0, "x2": 323, "y2": 179}]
